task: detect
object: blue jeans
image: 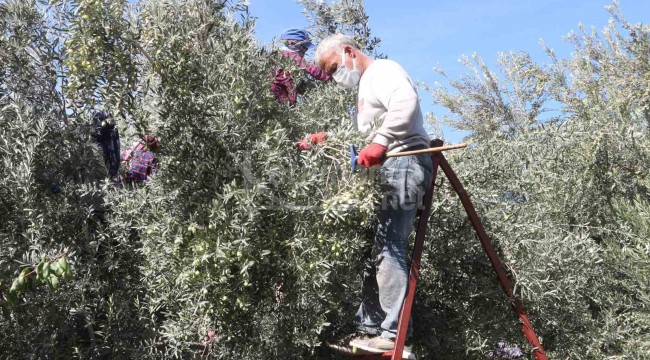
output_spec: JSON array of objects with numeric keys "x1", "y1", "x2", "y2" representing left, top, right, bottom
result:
[{"x1": 355, "y1": 152, "x2": 433, "y2": 339}]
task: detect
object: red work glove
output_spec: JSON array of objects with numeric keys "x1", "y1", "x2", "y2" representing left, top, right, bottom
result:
[
  {"x1": 295, "y1": 132, "x2": 328, "y2": 151},
  {"x1": 356, "y1": 143, "x2": 388, "y2": 168}
]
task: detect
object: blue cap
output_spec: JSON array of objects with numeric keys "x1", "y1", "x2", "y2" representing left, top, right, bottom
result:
[{"x1": 280, "y1": 28, "x2": 313, "y2": 49}]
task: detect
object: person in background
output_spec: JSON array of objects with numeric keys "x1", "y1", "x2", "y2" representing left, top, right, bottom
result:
[
  {"x1": 121, "y1": 134, "x2": 161, "y2": 183},
  {"x1": 271, "y1": 28, "x2": 331, "y2": 107},
  {"x1": 272, "y1": 29, "x2": 332, "y2": 151},
  {"x1": 92, "y1": 111, "x2": 121, "y2": 181}
]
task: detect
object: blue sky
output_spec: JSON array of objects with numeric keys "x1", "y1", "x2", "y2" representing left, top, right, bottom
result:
[{"x1": 250, "y1": 0, "x2": 650, "y2": 143}]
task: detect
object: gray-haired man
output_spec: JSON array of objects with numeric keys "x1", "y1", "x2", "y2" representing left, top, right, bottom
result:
[{"x1": 314, "y1": 34, "x2": 433, "y2": 351}]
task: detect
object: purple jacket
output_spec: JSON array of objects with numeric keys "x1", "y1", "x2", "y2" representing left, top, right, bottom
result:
[{"x1": 271, "y1": 50, "x2": 331, "y2": 105}]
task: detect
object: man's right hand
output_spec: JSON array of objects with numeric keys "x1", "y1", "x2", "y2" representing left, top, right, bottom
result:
[
  {"x1": 356, "y1": 143, "x2": 388, "y2": 168},
  {"x1": 295, "y1": 132, "x2": 328, "y2": 151}
]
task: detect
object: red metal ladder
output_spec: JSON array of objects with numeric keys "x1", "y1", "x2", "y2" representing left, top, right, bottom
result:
[{"x1": 354, "y1": 139, "x2": 548, "y2": 360}]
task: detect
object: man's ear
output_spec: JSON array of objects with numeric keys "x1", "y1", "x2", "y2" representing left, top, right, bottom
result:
[{"x1": 343, "y1": 45, "x2": 354, "y2": 56}]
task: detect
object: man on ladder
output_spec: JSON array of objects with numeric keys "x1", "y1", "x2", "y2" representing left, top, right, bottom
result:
[
  {"x1": 301, "y1": 33, "x2": 432, "y2": 354},
  {"x1": 307, "y1": 34, "x2": 548, "y2": 360}
]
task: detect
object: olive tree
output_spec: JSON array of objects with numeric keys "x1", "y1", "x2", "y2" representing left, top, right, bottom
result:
[
  {"x1": 423, "y1": 2, "x2": 650, "y2": 358},
  {"x1": 2, "y1": 0, "x2": 648, "y2": 359}
]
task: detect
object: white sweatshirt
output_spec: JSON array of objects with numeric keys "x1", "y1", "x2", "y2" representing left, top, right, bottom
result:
[{"x1": 354, "y1": 59, "x2": 430, "y2": 154}]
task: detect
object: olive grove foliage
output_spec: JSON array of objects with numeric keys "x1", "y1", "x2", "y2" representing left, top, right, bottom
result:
[
  {"x1": 423, "y1": 2, "x2": 650, "y2": 359},
  {"x1": 0, "y1": 1, "x2": 146, "y2": 358},
  {"x1": 1, "y1": 0, "x2": 375, "y2": 358},
  {"x1": 1, "y1": 0, "x2": 648, "y2": 359}
]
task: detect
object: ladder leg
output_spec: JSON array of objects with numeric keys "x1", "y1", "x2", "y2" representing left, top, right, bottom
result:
[
  {"x1": 392, "y1": 140, "x2": 444, "y2": 360},
  {"x1": 437, "y1": 154, "x2": 548, "y2": 360}
]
